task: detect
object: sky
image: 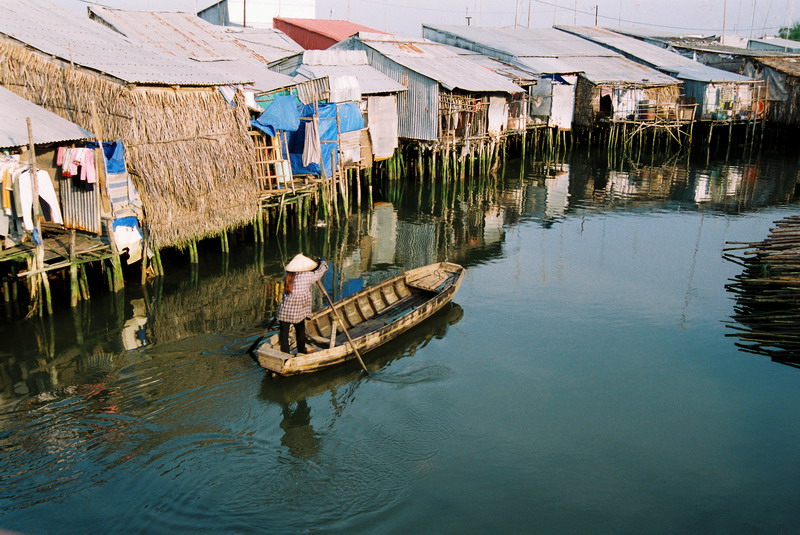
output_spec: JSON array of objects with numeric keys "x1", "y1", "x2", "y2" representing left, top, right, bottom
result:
[
  {"x1": 313, "y1": 0, "x2": 797, "y2": 38},
  {"x1": 54, "y1": 0, "x2": 798, "y2": 39}
]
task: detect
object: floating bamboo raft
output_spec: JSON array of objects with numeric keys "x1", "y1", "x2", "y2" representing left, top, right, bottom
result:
[{"x1": 723, "y1": 215, "x2": 800, "y2": 363}]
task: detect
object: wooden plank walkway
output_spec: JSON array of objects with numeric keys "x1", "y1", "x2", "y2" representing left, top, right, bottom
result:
[{"x1": 0, "y1": 225, "x2": 113, "y2": 278}]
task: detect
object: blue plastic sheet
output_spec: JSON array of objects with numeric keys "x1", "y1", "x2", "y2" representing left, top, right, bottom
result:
[
  {"x1": 87, "y1": 140, "x2": 126, "y2": 174},
  {"x1": 287, "y1": 102, "x2": 364, "y2": 178},
  {"x1": 251, "y1": 95, "x2": 301, "y2": 137}
]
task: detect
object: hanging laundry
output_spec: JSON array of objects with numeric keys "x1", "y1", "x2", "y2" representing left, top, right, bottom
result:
[
  {"x1": 112, "y1": 216, "x2": 143, "y2": 264},
  {"x1": 302, "y1": 117, "x2": 322, "y2": 167},
  {"x1": 14, "y1": 168, "x2": 64, "y2": 231},
  {"x1": 92, "y1": 140, "x2": 142, "y2": 219}
]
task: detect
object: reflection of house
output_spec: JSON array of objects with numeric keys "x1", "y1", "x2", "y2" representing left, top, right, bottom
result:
[
  {"x1": 396, "y1": 220, "x2": 438, "y2": 268},
  {"x1": 369, "y1": 202, "x2": 397, "y2": 265},
  {"x1": 545, "y1": 172, "x2": 570, "y2": 218},
  {"x1": 483, "y1": 208, "x2": 505, "y2": 244},
  {"x1": 422, "y1": 25, "x2": 681, "y2": 130},
  {"x1": 693, "y1": 166, "x2": 743, "y2": 203},
  {"x1": 556, "y1": 26, "x2": 760, "y2": 122},
  {"x1": 331, "y1": 33, "x2": 525, "y2": 146}
]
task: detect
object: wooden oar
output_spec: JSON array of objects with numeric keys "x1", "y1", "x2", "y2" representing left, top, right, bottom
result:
[
  {"x1": 316, "y1": 280, "x2": 369, "y2": 375},
  {"x1": 247, "y1": 316, "x2": 277, "y2": 355}
]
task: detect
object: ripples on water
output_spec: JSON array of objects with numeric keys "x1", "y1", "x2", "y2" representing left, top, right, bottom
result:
[{"x1": 1, "y1": 147, "x2": 799, "y2": 533}]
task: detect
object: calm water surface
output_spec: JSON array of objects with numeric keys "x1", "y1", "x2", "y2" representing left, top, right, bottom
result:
[{"x1": 1, "y1": 147, "x2": 800, "y2": 534}]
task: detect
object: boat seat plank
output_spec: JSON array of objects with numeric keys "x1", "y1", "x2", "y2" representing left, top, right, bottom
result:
[{"x1": 331, "y1": 291, "x2": 432, "y2": 345}]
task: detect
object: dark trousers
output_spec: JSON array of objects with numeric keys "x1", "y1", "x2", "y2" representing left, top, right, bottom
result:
[{"x1": 279, "y1": 320, "x2": 306, "y2": 354}]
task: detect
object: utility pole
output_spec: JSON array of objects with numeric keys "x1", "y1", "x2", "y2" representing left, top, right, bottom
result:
[
  {"x1": 722, "y1": 0, "x2": 727, "y2": 40},
  {"x1": 243, "y1": 0, "x2": 246, "y2": 27},
  {"x1": 595, "y1": 5, "x2": 599, "y2": 26},
  {"x1": 466, "y1": 6, "x2": 472, "y2": 25},
  {"x1": 527, "y1": 0, "x2": 532, "y2": 27}
]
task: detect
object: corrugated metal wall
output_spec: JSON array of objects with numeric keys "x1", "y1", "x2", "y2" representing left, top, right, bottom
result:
[
  {"x1": 346, "y1": 42, "x2": 440, "y2": 141},
  {"x1": 59, "y1": 177, "x2": 101, "y2": 234}
]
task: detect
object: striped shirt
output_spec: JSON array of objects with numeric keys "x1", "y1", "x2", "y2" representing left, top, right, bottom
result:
[{"x1": 276, "y1": 260, "x2": 328, "y2": 323}]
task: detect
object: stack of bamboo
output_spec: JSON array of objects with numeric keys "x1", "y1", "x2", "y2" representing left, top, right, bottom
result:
[{"x1": 723, "y1": 215, "x2": 800, "y2": 363}]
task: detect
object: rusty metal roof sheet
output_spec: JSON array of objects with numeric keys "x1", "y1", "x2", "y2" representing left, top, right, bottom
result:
[
  {"x1": 0, "y1": 0, "x2": 249, "y2": 86},
  {"x1": 88, "y1": 6, "x2": 297, "y2": 91},
  {"x1": 0, "y1": 86, "x2": 93, "y2": 149},
  {"x1": 339, "y1": 33, "x2": 525, "y2": 94},
  {"x1": 273, "y1": 18, "x2": 388, "y2": 42}
]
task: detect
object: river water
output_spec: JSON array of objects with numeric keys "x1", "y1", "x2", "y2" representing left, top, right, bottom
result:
[{"x1": 1, "y1": 146, "x2": 800, "y2": 534}]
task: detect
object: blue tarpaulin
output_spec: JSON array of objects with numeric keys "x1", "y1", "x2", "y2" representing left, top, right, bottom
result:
[
  {"x1": 251, "y1": 95, "x2": 301, "y2": 137},
  {"x1": 287, "y1": 102, "x2": 365, "y2": 178}
]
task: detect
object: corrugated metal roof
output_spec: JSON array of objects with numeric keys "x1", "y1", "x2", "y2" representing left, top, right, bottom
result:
[
  {"x1": 0, "y1": 86, "x2": 93, "y2": 149},
  {"x1": 551, "y1": 56, "x2": 679, "y2": 85},
  {"x1": 224, "y1": 27, "x2": 305, "y2": 62},
  {"x1": 556, "y1": 26, "x2": 753, "y2": 83},
  {"x1": 424, "y1": 25, "x2": 618, "y2": 59},
  {"x1": 0, "y1": 0, "x2": 248, "y2": 86},
  {"x1": 748, "y1": 37, "x2": 800, "y2": 53},
  {"x1": 88, "y1": 7, "x2": 297, "y2": 91},
  {"x1": 339, "y1": 33, "x2": 524, "y2": 94},
  {"x1": 302, "y1": 49, "x2": 369, "y2": 66},
  {"x1": 273, "y1": 18, "x2": 387, "y2": 42},
  {"x1": 294, "y1": 64, "x2": 407, "y2": 95},
  {"x1": 291, "y1": 50, "x2": 406, "y2": 94},
  {"x1": 423, "y1": 24, "x2": 678, "y2": 85},
  {"x1": 662, "y1": 37, "x2": 799, "y2": 58}
]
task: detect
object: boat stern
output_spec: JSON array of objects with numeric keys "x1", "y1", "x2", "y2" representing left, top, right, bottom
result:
[{"x1": 256, "y1": 345, "x2": 292, "y2": 375}]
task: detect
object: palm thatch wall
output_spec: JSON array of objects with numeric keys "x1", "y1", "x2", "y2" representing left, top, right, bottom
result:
[{"x1": 0, "y1": 39, "x2": 259, "y2": 249}]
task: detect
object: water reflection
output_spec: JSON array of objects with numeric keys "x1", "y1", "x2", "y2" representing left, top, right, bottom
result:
[
  {"x1": 505, "y1": 150, "x2": 800, "y2": 223},
  {"x1": 259, "y1": 303, "x2": 463, "y2": 460},
  {"x1": 3, "y1": 149, "x2": 799, "y2": 407}
]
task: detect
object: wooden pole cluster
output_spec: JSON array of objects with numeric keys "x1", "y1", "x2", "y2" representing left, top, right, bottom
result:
[{"x1": 723, "y1": 215, "x2": 800, "y2": 362}]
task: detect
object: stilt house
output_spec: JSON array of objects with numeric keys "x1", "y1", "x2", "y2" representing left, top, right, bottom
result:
[
  {"x1": 555, "y1": 26, "x2": 763, "y2": 123},
  {"x1": 269, "y1": 49, "x2": 407, "y2": 163},
  {"x1": 1, "y1": 86, "x2": 94, "y2": 248},
  {"x1": 329, "y1": 32, "x2": 525, "y2": 152},
  {"x1": 0, "y1": 0, "x2": 260, "y2": 251},
  {"x1": 422, "y1": 25, "x2": 682, "y2": 131}
]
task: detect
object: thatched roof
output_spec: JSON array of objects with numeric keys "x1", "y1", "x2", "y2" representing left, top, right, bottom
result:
[{"x1": 1, "y1": 38, "x2": 260, "y2": 249}]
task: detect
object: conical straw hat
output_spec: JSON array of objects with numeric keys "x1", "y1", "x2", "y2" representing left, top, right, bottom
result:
[{"x1": 285, "y1": 253, "x2": 318, "y2": 272}]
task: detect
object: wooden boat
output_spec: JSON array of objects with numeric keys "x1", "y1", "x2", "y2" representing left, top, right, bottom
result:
[{"x1": 256, "y1": 262, "x2": 465, "y2": 376}]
